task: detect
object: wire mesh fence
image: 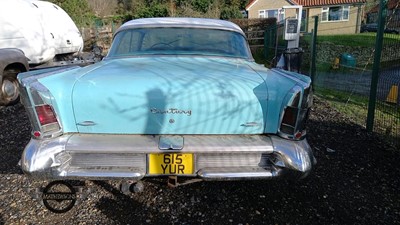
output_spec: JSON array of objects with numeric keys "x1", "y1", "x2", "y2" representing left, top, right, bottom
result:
[
  {"x1": 262, "y1": 2, "x2": 400, "y2": 147},
  {"x1": 373, "y1": 0, "x2": 400, "y2": 146},
  {"x1": 80, "y1": 19, "x2": 118, "y2": 53},
  {"x1": 313, "y1": 3, "x2": 400, "y2": 147}
]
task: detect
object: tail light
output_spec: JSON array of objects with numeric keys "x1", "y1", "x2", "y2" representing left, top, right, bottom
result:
[
  {"x1": 18, "y1": 67, "x2": 79, "y2": 138},
  {"x1": 36, "y1": 105, "x2": 57, "y2": 125},
  {"x1": 34, "y1": 104, "x2": 61, "y2": 137},
  {"x1": 279, "y1": 86, "x2": 312, "y2": 140},
  {"x1": 20, "y1": 81, "x2": 62, "y2": 139}
]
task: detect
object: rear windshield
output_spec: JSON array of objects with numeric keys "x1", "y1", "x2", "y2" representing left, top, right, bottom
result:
[{"x1": 107, "y1": 27, "x2": 252, "y2": 59}]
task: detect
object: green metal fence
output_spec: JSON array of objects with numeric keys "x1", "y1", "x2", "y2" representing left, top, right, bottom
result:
[
  {"x1": 80, "y1": 19, "x2": 118, "y2": 52},
  {"x1": 263, "y1": 20, "x2": 313, "y2": 74},
  {"x1": 264, "y1": 0, "x2": 400, "y2": 147},
  {"x1": 371, "y1": 0, "x2": 400, "y2": 146}
]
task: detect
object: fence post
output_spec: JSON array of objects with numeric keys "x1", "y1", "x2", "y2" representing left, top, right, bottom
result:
[
  {"x1": 264, "y1": 27, "x2": 269, "y2": 59},
  {"x1": 310, "y1": 16, "x2": 318, "y2": 88},
  {"x1": 366, "y1": 0, "x2": 388, "y2": 132},
  {"x1": 264, "y1": 24, "x2": 276, "y2": 59}
]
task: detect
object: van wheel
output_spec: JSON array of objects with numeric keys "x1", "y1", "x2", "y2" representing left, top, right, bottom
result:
[{"x1": 1, "y1": 68, "x2": 21, "y2": 106}]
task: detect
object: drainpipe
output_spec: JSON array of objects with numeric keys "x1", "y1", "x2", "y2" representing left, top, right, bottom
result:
[{"x1": 356, "y1": 4, "x2": 362, "y2": 33}]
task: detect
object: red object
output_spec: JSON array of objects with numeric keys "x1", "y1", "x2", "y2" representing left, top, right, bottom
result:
[
  {"x1": 282, "y1": 107, "x2": 297, "y2": 126},
  {"x1": 35, "y1": 105, "x2": 57, "y2": 126},
  {"x1": 33, "y1": 131, "x2": 41, "y2": 137}
]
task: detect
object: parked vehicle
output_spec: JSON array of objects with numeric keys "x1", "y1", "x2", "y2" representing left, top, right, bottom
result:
[
  {"x1": 0, "y1": 49, "x2": 29, "y2": 106},
  {"x1": 0, "y1": 0, "x2": 84, "y2": 106},
  {"x1": 18, "y1": 18, "x2": 315, "y2": 189},
  {"x1": 360, "y1": 23, "x2": 399, "y2": 34},
  {"x1": 0, "y1": 0, "x2": 83, "y2": 64}
]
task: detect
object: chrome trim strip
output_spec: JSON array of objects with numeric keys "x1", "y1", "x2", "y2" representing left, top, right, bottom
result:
[
  {"x1": 197, "y1": 167, "x2": 279, "y2": 180},
  {"x1": 65, "y1": 171, "x2": 144, "y2": 179},
  {"x1": 19, "y1": 66, "x2": 79, "y2": 87},
  {"x1": 65, "y1": 134, "x2": 274, "y2": 153},
  {"x1": 116, "y1": 18, "x2": 246, "y2": 37},
  {"x1": 76, "y1": 121, "x2": 97, "y2": 126},
  {"x1": 196, "y1": 153, "x2": 262, "y2": 169}
]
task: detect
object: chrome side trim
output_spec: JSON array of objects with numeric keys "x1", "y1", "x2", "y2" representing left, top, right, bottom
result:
[
  {"x1": 18, "y1": 66, "x2": 79, "y2": 87},
  {"x1": 76, "y1": 121, "x2": 97, "y2": 126}
]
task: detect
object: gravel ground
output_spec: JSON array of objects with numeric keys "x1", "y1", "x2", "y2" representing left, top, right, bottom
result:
[{"x1": 0, "y1": 98, "x2": 399, "y2": 225}]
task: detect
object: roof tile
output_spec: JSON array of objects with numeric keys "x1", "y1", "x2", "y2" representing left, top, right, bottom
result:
[
  {"x1": 369, "y1": 0, "x2": 400, "y2": 13},
  {"x1": 292, "y1": 0, "x2": 366, "y2": 7},
  {"x1": 246, "y1": 0, "x2": 365, "y2": 9}
]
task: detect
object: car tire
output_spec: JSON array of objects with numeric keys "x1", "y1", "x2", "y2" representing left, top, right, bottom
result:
[{"x1": 1, "y1": 68, "x2": 21, "y2": 106}]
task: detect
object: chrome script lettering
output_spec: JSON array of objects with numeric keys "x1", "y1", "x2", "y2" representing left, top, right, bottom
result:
[{"x1": 150, "y1": 108, "x2": 192, "y2": 116}]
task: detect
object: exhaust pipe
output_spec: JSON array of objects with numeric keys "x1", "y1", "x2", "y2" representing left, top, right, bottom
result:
[{"x1": 120, "y1": 181, "x2": 144, "y2": 194}]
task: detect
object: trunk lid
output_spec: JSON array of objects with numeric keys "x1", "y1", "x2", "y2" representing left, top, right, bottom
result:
[{"x1": 72, "y1": 57, "x2": 268, "y2": 134}]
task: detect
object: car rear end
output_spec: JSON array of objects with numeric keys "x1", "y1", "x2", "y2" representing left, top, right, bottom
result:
[
  {"x1": 18, "y1": 67, "x2": 315, "y2": 181},
  {"x1": 18, "y1": 18, "x2": 315, "y2": 182}
]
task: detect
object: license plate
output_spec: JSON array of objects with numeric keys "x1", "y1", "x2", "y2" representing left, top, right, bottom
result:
[{"x1": 148, "y1": 153, "x2": 193, "y2": 175}]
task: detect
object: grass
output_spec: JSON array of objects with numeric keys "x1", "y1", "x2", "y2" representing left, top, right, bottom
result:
[
  {"x1": 315, "y1": 87, "x2": 369, "y2": 126},
  {"x1": 315, "y1": 87, "x2": 400, "y2": 145},
  {"x1": 318, "y1": 33, "x2": 376, "y2": 47},
  {"x1": 298, "y1": 31, "x2": 400, "y2": 147},
  {"x1": 312, "y1": 60, "x2": 367, "y2": 75},
  {"x1": 302, "y1": 33, "x2": 400, "y2": 47}
]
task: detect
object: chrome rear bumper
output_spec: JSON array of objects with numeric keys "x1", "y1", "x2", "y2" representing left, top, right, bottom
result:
[{"x1": 20, "y1": 134, "x2": 316, "y2": 180}]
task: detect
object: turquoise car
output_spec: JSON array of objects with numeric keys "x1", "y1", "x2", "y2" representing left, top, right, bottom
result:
[{"x1": 18, "y1": 18, "x2": 315, "y2": 186}]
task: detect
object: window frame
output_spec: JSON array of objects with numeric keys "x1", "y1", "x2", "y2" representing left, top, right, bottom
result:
[
  {"x1": 258, "y1": 8, "x2": 285, "y2": 21},
  {"x1": 300, "y1": 9, "x2": 308, "y2": 32},
  {"x1": 107, "y1": 27, "x2": 252, "y2": 59},
  {"x1": 321, "y1": 5, "x2": 350, "y2": 22}
]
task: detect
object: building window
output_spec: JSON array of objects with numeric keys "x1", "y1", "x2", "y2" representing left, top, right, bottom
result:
[
  {"x1": 259, "y1": 9, "x2": 285, "y2": 21},
  {"x1": 321, "y1": 6, "x2": 350, "y2": 22}
]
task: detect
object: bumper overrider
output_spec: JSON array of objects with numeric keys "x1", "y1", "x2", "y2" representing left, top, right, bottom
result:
[{"x1": 20, "y1": 134, "x2": 316, "y2": 181}]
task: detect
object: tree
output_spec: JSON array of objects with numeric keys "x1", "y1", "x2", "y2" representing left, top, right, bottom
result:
[
  {"x1": 49, "y1": 0, "x2": 252, "y2": 27},
  {"x1": 134, "y1": 4, "x2": 169, "y2": 18},
  {"x1": 87, "y1": 0, "x2": 118, "y2": 17},
  {"x1": 224, "y1": 0, "x2": 249, "y2": 9},
  {"x1": 220, "y1": 6, "x2": 243, "y2": 19},
  {"x1": 191, "y1": 0, "x2": 213, "y2": 13},
  {"x1": 48, "y1": 0, "x2": 94, "y2": 26}
]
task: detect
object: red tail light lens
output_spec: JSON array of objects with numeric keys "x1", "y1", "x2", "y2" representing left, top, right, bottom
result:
[
  {"x1": 282, "y1": 106, "x2": 298, "y2": 126},
  {"x1": 35, "y1": 105, "x2": 58, "y2": 126},
  {"x1": 280, "y1": 106, "x2": 298, "y2": 135}
]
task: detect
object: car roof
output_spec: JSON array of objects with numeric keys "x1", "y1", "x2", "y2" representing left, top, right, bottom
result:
[{"x1": 116, "y1": 17, "x2": 245, "y2": 36}]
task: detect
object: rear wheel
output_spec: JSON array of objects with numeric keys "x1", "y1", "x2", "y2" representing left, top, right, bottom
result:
[{"x1": 1, "y1": 68, "x2": 21, "y2": 106}]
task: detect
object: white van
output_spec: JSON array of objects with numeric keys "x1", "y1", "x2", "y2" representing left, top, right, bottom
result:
[{"x1": 0, "y1": 0, "x2": 83, "y2": 65}]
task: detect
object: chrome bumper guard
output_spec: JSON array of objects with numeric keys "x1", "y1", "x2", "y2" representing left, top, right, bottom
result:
[{"x1": 20, "y1": 134, "x2": 316, "y2": 180}]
